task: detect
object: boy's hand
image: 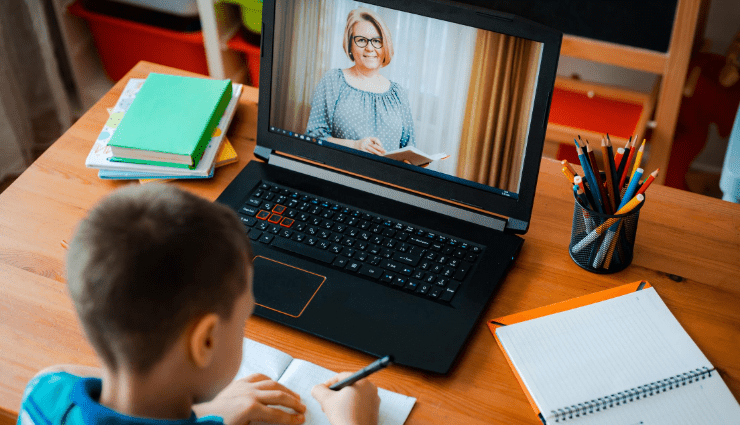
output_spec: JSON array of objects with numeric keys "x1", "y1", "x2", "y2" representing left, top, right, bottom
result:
[
  {"x1": 193, "y1": 374, "x2": 306, "y2": 425},
  {"x1": 311, "y1": 372, "x2": 380, "y2": 425}
]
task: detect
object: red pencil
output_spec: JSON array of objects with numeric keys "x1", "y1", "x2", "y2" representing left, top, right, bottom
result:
[
  {"x1": 636, "y1": 168, "x2": 659, "y2": 197},
  {"x1": 614, "y1": 147, "x2": 625, "y2": 169},
  {"x1": 620, "y1": 136, "x2": 639, "y2": 189}
]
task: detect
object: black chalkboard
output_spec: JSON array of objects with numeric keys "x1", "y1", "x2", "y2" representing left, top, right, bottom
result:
[{"x1": 452, "y1": 0, "x2": 678, "y2": 53}]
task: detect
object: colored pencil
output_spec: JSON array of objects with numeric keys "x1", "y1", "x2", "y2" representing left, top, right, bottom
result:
[
  {"x1": 605, "y1": 135, "x2": 620, "y2": 206},
  {"x1": 576, "y1": 141, "x2": 604, "y2": 213},
  {"x1": 576, "y1": 136, "x2": 591, "y2": 169},
  {"x1": 636, "y1": 168, "x2": 659, "y2": 197},
  {"x1": 574, "y1": 184, "x2": 594, "y2": 233},
  {"x1": 601, "y1": 137, "x2": 616, "y2": 213},
  {"x1": 614, "y1": 147, "x2": 625, "y2": 171},
  {"x1": 630, "y1": 139, "x2": 646, "y2": 180},
  {"x1": 620, "y1": 136, "x2": 639, "y2": 189},
  {"x1": 562, "y1": 166, "x2": 576, "y2": 184},
  {"x1": 561, "y1": 159, "x2": 579, "y2": 179},
  {"x1": 617, "y1": 168, "x2": 644, "y2": 211},
  {"x1": 615, "y1": 136, "x2": 632, "y2": 188},
  {"x1": 574, "y1": 175, "x2": 596, "y2": 211},
  {"x1": 586, "y1": 140, "x2": 611, "y2": 214}
]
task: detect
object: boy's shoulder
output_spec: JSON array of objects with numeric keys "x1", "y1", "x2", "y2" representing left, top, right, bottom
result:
[
  {"x1": 18, "y1": 371, "x2": 224, "y2": 425},
  {"x1": 19, "y1": 371, "x2": 79, "y2": 425}
]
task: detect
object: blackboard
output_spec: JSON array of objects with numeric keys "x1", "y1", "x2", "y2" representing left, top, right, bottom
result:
[{"x1": 452, "y1": 0, "x2": 678, "y2": 53}]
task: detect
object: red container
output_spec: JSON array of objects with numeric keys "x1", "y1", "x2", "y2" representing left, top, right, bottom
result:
[{"x1": 68, "y1": 0, "x2": 209, "y2": 81}]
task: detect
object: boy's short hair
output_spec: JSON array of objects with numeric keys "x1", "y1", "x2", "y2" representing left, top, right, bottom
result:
[{"x1": 66, "y1": 185, "x2": 252, "y2": 374}]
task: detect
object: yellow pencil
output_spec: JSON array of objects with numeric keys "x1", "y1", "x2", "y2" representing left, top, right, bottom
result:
[
  {"x1": 630, "y1": 140, "x2": 645, "y2": 180},
  {"x1": 562, "y1": 166, "x2": 575, "y2": 184},
  {"x1": 561, "y1": 159, "x2": 579, "y2": 179}
]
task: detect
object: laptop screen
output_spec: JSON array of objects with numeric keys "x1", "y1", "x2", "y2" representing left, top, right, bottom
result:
[{"x1": 258, "y1": 0, "x2": 561, "y2": 230}]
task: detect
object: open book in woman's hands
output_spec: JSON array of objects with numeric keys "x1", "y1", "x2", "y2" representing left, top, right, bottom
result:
[{"x1": 383, "y1": 146, "x2": 448, "y2": 166}]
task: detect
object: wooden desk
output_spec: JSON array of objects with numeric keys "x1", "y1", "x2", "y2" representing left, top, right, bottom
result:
[{"x1": 1, "y1": 62, "x2": 738, "y2": 425}]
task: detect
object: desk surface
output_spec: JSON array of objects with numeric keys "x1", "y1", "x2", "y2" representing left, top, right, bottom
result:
[{"x1": 1, "y1": 62, "x2": 739, "y2": 425}]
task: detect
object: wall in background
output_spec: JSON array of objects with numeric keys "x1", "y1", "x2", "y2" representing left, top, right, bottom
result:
[
  {"x1": 556, "y1": 0, "x2": 740, "y2": 174},
  {"x1": 692, "y1": 0, "x2": 740, "y2": 173}
]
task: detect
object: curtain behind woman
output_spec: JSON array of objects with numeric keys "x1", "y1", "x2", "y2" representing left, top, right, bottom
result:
[
  {"x1": 270, "y1": 0, "x2": 337, "y2": 133},
  {"x1": 456, "y1": 31, "x2": 542, "y2": 193}
]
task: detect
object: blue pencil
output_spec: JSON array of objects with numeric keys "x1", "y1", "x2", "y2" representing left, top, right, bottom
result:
[
  {"x1": 576, "y1": 142, "x2": 604, "y2": 214},
  {"x1": 616, "y1": 168, "x2": 644, "y2": 212}
]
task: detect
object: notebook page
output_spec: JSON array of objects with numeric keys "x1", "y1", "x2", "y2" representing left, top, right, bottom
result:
[
  {"x1": 271, "y1": 359, "x2": 416, "y2": 425},
  {"x1": 560, "y1": 373, "x2": 740, "y2": 425},
  {"x1": 495, "y1": 288, "x2": 712, "y2": 417},
  {"x1": 233, "y1": 338, "x2": 295, "y2": 382}
]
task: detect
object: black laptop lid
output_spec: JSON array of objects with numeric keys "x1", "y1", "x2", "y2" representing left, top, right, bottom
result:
[{"x1": 257, "y1": 0, "x2": 561, "y2": 232}]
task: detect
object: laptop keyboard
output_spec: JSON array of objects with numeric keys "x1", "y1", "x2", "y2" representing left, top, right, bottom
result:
[{"x1": 236, "y1": 181, "x2": 484, "y2": 303}]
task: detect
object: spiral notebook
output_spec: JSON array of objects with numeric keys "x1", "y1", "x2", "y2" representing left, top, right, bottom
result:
[{"x1": 489, "y1": 281, "x2": 740, "y2": 424}]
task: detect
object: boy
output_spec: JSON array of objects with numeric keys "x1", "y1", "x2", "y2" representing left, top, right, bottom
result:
[{"x1": 17, "y1": 185, "x2": 380, "y2": 425}]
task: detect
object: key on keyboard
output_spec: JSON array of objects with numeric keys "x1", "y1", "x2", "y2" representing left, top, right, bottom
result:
[{"x1": 236, "y1": 181, "x2": 485, "y2": 303}]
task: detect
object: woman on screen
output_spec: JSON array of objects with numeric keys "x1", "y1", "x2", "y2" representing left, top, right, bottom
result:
[{"x1": 306, "y1": 8, "x2": 415, "y2": 156}]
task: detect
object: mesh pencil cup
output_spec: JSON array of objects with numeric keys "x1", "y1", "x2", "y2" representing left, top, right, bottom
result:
[{"x1": 568, "y1": 192, "x2": 644, "y2": 274}]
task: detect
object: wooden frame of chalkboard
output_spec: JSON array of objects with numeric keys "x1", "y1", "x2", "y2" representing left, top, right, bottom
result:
[{"x1": 453, "y1": 0, "x2": 678, "y2": 53}]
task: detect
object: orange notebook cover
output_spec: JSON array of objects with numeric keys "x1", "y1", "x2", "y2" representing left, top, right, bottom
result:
[{"x1": 487, "y1": 280, "x2": 651, "y2": 423}]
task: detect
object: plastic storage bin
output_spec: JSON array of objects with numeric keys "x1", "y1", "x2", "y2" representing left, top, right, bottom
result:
[
  {"x1": 104, "y1": 0, "x2": 199, "y2": 16},
  {"x1": 69, "y1": 0, "x2": 209, "y2": 81}
]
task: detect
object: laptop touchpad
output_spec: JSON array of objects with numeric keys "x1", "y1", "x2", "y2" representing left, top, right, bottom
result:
[{"x1": 252, "y1": 256, "x2": 326, "y2": 318}]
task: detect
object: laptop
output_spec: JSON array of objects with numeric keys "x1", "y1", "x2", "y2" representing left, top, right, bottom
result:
[{"x1": 216, "y1": 0, "x2": 561, "y2": 374}]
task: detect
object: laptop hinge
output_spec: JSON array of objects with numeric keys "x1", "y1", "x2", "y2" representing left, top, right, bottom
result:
[
  {"x1": 268, "y1": 153, "x2": 508, "y2": 232},
  {"x1": 253, "y1": 145, "x2": 272, "y2": 162},
  {"x1": 506, "y1": 217, "x2": 529, "y2": 234}
]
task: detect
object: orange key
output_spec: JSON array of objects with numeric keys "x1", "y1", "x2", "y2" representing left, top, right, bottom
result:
[
  {"x1": 256, "y1": 210, "x2": 270, "y2": 220},
  {"x1": 280, "y1": 217, "x2": 294, "y2": 227},
  {"x1": 268, "y1": 214, "x2": 282, "y2": 224},
  {"x1": 272, "y1": 205, "x2": 286, "y2": 215}
]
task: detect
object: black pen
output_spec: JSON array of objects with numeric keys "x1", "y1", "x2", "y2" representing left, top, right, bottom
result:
[{"x1": 329, "y1": 356, "x2": 393, "y2": 391}]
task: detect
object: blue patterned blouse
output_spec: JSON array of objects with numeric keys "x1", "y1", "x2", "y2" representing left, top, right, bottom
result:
[{"x1": 306, "y1": 69, "x2": 415, "y2": 152}]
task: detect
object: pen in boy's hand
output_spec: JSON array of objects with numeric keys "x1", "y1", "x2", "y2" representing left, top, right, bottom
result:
[{"x1": 329, "y1": 355, "x2": 393, "y2": 391}]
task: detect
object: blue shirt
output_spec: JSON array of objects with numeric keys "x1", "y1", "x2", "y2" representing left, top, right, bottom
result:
[
  {"x1": 18, "y1": 372, "x2": 223, "y2": 425},
  {"x1": 306, "y1": 69, "x2": 415, "y2": 153}
]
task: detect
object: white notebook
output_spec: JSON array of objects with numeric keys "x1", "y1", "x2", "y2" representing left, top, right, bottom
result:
[
  {"x1": 234, "y1": 338, "x2": 415, "y2": 425},
  {"x1": 495, "y1": 287, "x2": 740, "y2": 424}
]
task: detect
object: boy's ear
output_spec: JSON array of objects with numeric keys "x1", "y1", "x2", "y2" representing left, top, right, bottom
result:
[{"x1": 189, "y1": 314, "x2": 220, "y2": 369}]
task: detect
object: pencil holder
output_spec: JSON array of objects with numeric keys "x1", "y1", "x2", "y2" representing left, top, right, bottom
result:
[{"x1": 568, "y1": 192, "x2": 644, "y2": 274}]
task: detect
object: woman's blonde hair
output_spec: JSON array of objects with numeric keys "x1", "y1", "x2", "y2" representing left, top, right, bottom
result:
[{"x1": 343, "y1": 8, "x2": 394, "y2": 67}]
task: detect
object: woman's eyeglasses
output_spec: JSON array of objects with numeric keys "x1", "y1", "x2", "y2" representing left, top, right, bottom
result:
[{"x1": 352, "y1": 36, "x2": 383, "y2": 49}]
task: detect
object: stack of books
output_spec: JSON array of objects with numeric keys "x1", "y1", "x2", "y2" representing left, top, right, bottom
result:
[{"x1": 85, "y1": 73, "x2": 243, "y2": 183}]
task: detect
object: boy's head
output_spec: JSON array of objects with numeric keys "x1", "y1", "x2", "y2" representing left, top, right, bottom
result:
[{"x1": 66, "y1": 184, "x2": 253, "y2": 390}]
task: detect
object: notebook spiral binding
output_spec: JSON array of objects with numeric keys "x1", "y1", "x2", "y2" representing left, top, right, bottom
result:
[{"x1": 551, "y1": 367, "x2": 714, "y2": 422}]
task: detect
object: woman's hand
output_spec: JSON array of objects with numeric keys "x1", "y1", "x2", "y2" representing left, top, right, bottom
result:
[
  {"x1": 193, "y1": 374, "x2": 306, "y2": 425},
  {"x1": 355, "y1": 137, "x2": 386, "y2": 156},
  {"x1": 312, "y1": 372, "x2": 380, "y2": 425}
]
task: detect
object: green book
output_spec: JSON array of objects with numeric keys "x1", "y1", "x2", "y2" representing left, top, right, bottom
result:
[{"x1": 108, "y1": 73, "x2": 232, "y2": 169}]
